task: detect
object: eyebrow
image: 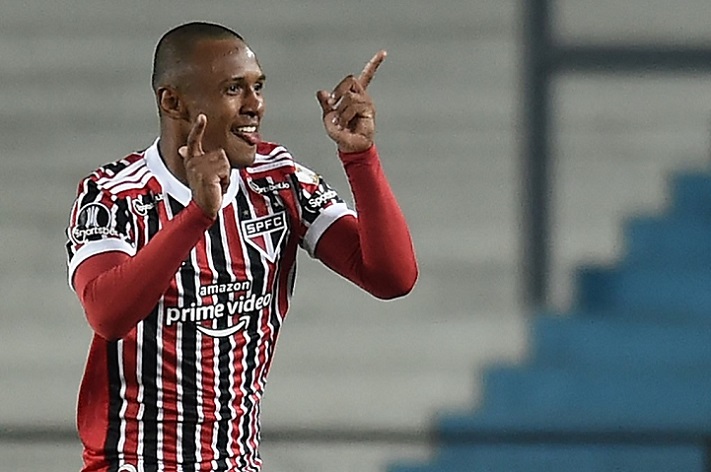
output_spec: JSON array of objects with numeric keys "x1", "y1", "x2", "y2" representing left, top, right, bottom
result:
[{"x1": 223, "y1": 74, "x2": 266, "y2": 85}]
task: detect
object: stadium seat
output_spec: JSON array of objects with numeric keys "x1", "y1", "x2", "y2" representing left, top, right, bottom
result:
[{"x1": 530, "y1": 315, "x2": 711, "y2": 370}]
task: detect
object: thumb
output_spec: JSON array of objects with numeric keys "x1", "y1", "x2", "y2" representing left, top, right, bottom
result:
[
  {"x1": 316, "y1": 90, "x2": 332, "y2": 115},
  {"x1": 178, "y1": 146, "x2": 188, "y2": 159}
]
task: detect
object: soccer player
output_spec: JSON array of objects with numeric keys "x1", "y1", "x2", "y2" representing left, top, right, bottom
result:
[{"x1": 65, "y1": 22, "x2": 417, "y2": 472}]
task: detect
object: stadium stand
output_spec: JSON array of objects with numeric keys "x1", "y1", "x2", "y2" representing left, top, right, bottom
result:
[{"x1": 389, "y1": 169, "x2": 711, "y2": 471}]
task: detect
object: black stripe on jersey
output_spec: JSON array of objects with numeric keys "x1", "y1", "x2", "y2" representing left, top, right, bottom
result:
[
  {"x1": 168, "y1": 196, "x2": 199, "y2": 468},
  {"x1": 103, "y1": 161, "x2": 131, "y2": 176},
  {"x1": 234, "y1": 189, "x2": 267, "y2": 462},
  {"x1": 207, "y1": 216, "x2": 233, "y2": 328},
  {"x1": 140, "y1": 307, "x2": 160, "y2": 472},
  {"x1": 105, "y1": 341, "x2": 122, "y2": 472},
  {"x1": 206, "y1": 216, "x2": 233, "y2": 471},
  {"x1": 139, "y1": 202, "x2": 161, "y2": 472},
  {"x1": 115, "y1": 197, "x2": 133, "y2": 241},
  {"x1": 287, "y1": 174, "x2": 304, "y2": 222},
  {"x1": 79, "y1": 180, "x2": 102, "y2": 207},
  {"x1": 146, "y1": 194, "x2": 160, "y2": 239}
]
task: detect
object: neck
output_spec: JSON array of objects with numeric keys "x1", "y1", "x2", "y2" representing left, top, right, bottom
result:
[{"x1": 158, "y1": 131, "x2": 189, "y2": 186}]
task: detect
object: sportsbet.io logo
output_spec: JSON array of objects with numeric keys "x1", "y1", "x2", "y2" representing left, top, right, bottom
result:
[{"x1": 71, "y1": 202, "x2": 120, "y2": 244}]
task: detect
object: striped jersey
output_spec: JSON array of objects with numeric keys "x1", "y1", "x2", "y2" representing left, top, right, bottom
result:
[{"x1": 65, "y1": 139, "x2": 354, "y2": 472}]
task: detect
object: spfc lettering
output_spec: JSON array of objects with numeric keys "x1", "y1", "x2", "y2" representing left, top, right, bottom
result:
[{"x1": 241, "y1": 212, "x2": 287, "y2": 262}]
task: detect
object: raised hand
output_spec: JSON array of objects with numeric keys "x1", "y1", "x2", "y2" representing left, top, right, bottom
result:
[
  {"x1": 178, "y1": 114, "x2": 231, "y2": 218},
  {"x1": 316, "y1": 50, "x2": 387, "y2": 153}
]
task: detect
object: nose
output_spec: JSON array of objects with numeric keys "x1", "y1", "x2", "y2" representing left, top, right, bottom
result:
[{"x1": 241, "y1": 87, "x2": 264, "y2": 117}]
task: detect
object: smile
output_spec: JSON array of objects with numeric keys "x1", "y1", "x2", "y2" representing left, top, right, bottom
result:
[{"x1": 232, "y1": 125, "x2": 260, "y2": 146}]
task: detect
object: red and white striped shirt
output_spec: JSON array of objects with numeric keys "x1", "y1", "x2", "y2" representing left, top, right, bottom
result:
[{"x1": 66, "y1": 139, "x2": 354, "y2": 471}]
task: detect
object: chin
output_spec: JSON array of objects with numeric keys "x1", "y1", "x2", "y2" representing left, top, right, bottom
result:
[{"x1": 228, "y1": 151, "x2": 256, "y2": 169}]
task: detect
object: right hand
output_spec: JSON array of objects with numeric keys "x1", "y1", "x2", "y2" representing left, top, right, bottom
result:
[
  {"x1": 316, "y1": 50, "x2": 386, "y2": 153},
  {"x1": 178, "y1": 114, "x2": 230, "y2": 218}
]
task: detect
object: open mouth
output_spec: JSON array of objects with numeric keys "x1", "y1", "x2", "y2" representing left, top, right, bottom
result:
[{"x1": 232, "y1": 125, "x2": 261, "y2": 146}]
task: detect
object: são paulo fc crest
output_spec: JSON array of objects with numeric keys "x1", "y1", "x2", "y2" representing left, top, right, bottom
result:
[{"x1": 241, "y1": 212, "x2": 287, "y2": 262}]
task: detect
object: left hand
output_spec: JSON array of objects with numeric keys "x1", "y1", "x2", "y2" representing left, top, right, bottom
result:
[{"x1": 316, "y1": 50, "x2": 387, "y2": 153}]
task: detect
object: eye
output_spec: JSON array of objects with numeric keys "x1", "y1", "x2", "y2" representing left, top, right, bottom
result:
[
  {"x1": 254, "y1": 82, "x2": 264, "y2": 93},
  {"x1": 227, "y1": 83, "x2": 241, "y2": 94}
]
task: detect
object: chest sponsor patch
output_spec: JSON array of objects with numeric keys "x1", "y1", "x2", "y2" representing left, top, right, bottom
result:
[
  {"x1": 241, "y1": 212, "x2": 287, "y2": 262},
  {"x1": 132, "y1": 193, "x2": 163, "y2": 216},
  {"x1": 165, "y1": 292, "x2": 272, "y2": 338},
  {"x1": 248, "y1": 179, "x2": 291, "y2": 195}
]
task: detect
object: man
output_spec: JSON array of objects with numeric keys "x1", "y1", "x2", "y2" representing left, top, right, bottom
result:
[{"x1": 65, "y1": 21, "x2": 417, "y2": 472}]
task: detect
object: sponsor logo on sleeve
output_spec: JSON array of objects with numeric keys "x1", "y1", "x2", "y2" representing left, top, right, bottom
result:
[
  {"x1": 307, "y1": 189, "x2": 338, "y2": 210},
  {"x1": 70, "y1": 202, "x2": 119, "y2": 244}
]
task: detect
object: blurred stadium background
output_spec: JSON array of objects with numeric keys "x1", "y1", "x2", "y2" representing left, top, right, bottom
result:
[{"x1": 2, "y1": 0, "x2": 711, "y2": 471}]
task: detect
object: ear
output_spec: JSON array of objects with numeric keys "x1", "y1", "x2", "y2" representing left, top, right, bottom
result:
[{"x1": 157, "y1": 86, "x2": 188, "y2": 120}]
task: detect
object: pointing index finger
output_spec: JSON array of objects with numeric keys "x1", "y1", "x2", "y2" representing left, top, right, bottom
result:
[
  {"x1": 357, "y1": 49, "x2": 387, "y2": 89},
  {"x1": 186, "y1": 114, "x2": 207, "y2": 158}
]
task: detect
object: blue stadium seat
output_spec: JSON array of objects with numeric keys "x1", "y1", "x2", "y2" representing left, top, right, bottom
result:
[
  {"x1": 530, "y1": 316, "x2": 711, "y2": 370},
  {"x1": 624, "y1": 216, "x2": 711, "y2": 267},
  {"x1": 576, "y1": 265, "x2": 711, "y2": 317},
  {"x1": 444, "y1": 366, "x2": 711, "y2": 431},
  {"x1": 670, "y1": 171, "x2": 711, "y2": 218}
]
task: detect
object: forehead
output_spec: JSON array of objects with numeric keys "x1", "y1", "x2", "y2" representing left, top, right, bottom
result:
[{"x1": 189, "y1": 38, "x2": 262, "y2": 81}]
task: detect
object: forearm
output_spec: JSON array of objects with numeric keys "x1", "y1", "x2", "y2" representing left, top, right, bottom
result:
[
  {"x1": 74, "y1": 201, "x2": 214, "y2": 340},
  {"x1": 317, "y1": 146, "x2": 417, "y2": 298}
]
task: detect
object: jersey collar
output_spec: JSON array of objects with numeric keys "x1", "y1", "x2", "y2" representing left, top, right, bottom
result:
[{"x1": 144, "y1": 138, "x2": 241, "y2": 209}]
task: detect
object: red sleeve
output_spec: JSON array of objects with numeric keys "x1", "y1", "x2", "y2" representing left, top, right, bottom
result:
[
  {"x1": 315, "y1": 145, "x2": 418, "y2": 299},
  {"x1": 73, "y1": 201, "x2": 215, "y2": 341}
]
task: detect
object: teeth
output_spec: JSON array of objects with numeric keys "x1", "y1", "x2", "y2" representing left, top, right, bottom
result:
[{"x1": 235, "y1": 126, "x2": 256, "y2": 133}]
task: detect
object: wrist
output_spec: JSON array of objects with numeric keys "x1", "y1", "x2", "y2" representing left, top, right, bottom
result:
[
  {"x1": 338, "y1": 144, "x2": 378, "y2": 165},
  {"x1": 186, "y1": 200, "x2": 218, "y2": 224}
]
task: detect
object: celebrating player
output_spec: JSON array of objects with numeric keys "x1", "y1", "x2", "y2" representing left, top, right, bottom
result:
[{"x1": 65, "y1": 21, "x2": 417, "y2": 472}]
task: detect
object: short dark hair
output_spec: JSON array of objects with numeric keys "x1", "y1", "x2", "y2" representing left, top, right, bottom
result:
[{"x1": 151, "y1": 22, "x2": 244, "y2": 91}]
